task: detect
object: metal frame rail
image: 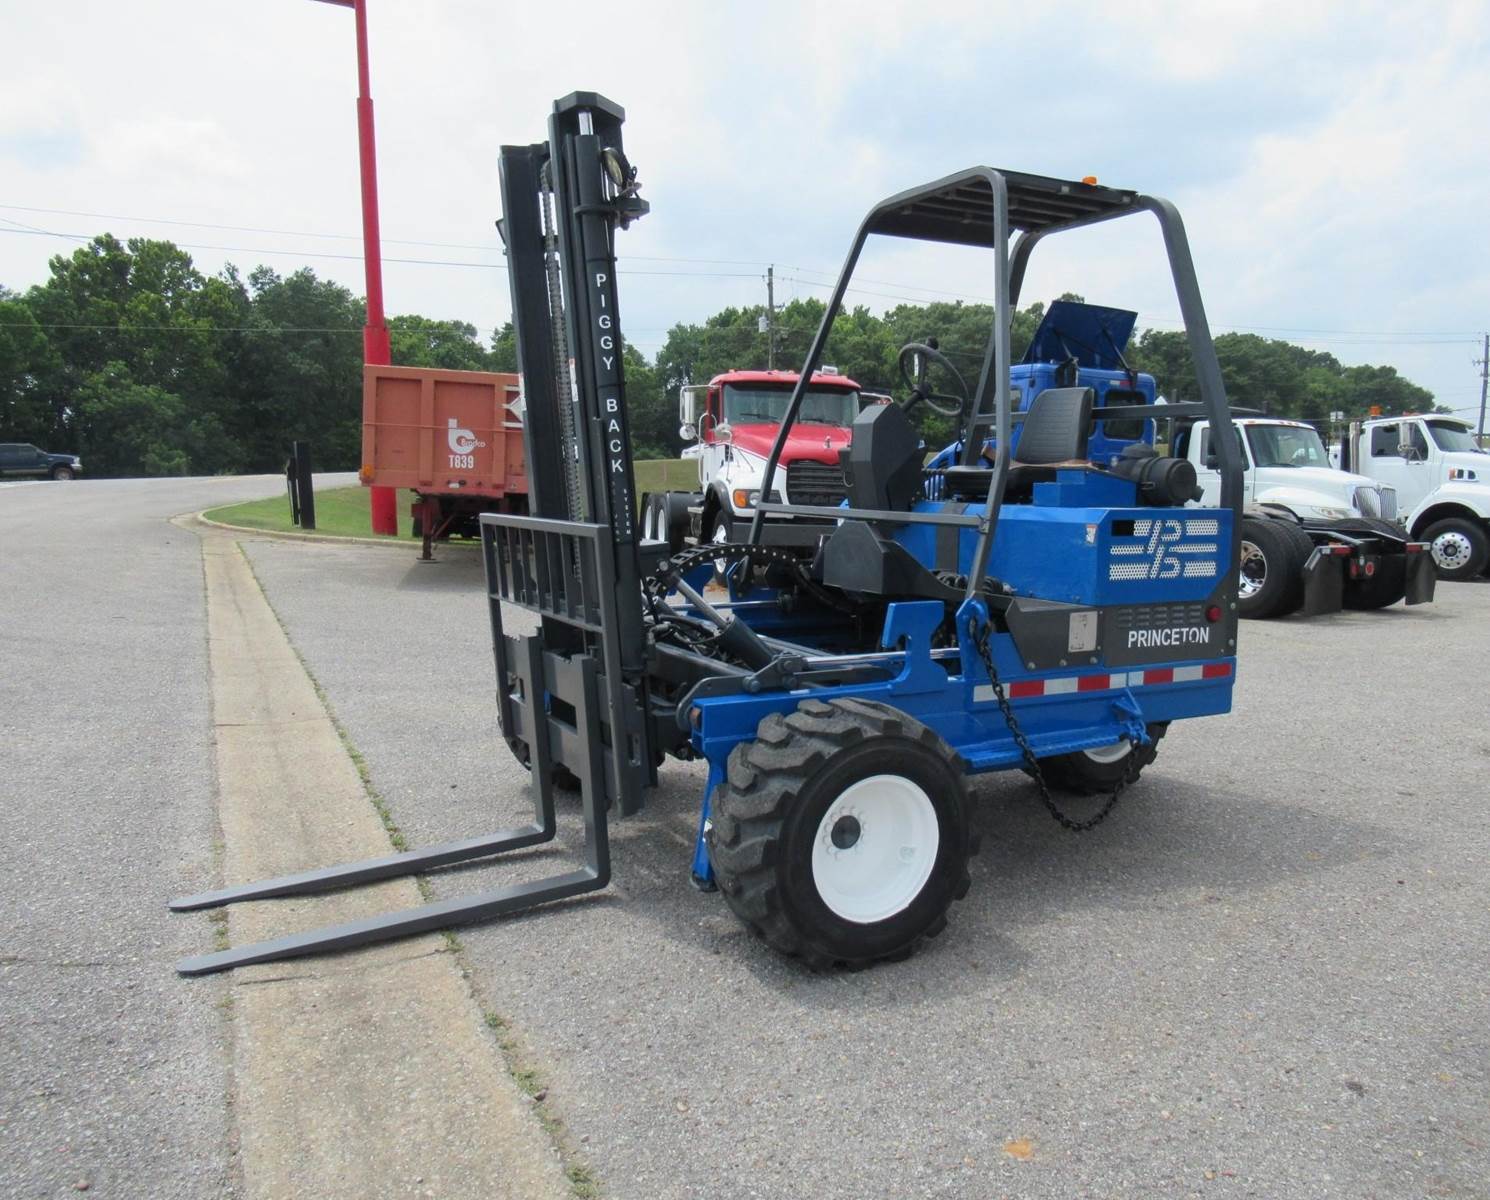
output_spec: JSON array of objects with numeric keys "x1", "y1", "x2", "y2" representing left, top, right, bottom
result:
[{"x1": 743, "y1": 168, "x2": 1244, "y2": 606}]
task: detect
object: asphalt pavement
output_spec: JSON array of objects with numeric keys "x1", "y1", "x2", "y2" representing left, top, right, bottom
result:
[
  {"x1": 242, "y1": 533, "x2": 1490, "y2": 1200},
  {"x1": 4, "y1": 476, "x2": 1487, "y2": 1200},
  {"x1": 0, "y1": 474, "x2": 351, "y2": 1199}
]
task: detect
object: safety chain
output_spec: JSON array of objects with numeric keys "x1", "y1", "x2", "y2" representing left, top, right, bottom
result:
[{"x1": 969, "y1": 614, "x2": 1139, "y2": 833}]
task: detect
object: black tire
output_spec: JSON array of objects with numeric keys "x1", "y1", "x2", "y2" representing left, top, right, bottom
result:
[
  {"x1": 639, "y1": 492, "x2": 659, "y2": 539},
  {"x1": 641, "y1": 492, "x2": 690, "y2": 555},
  {"x1": 1420, "y1": 517, "x2": 1489, "y2": 582},
  {"x1": 1272, "y1": 521, "x2": 1316, "y2": 616},
  {"x1": 708, "y1": 697, "x2": 972, "y2": 969},
  {"x1": 1237, "y1": 517, "x2": 1308, "y2": 619},
  {"x1": 50, "y1": 466, "x2": 75, "y2": 481},
  {"x1": 1039, "y1": 722, "x2": 1169, "y2": 795}
]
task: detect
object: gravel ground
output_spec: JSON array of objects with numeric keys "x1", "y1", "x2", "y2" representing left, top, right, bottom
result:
[
  {"x1": 242, "y1": 536, "x2": 1490, "y2": 1200},
  {"x1": 0, "y1": 475, "x2": 351, "y2": 1200}
]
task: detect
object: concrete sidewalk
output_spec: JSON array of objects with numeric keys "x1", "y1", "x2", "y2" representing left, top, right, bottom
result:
[{"x1": 190, "y1": 530, "x2": 568, "y2": 1200}]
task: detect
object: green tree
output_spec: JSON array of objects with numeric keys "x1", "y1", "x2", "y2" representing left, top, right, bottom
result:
[
  {"x1": 389, "y1": 314, "x2": 492, "y2": 370},
  {"x1": 0, "y1": 291, "x2": 60, "y2": 444}
]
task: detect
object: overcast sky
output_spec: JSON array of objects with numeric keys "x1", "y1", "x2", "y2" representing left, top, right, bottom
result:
[{"x1": 2, "y1": 1, "x2": 1486, "y2": 417}]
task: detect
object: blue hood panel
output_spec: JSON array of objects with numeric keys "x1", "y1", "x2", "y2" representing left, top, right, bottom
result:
[{"x1": 1023, "y1": 301, "x2": 1138, "y2": 371}]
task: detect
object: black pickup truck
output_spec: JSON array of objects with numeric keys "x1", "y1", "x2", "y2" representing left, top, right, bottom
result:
[{"x1": 0, "y1": 443, "x2": 83, "y2": 480}]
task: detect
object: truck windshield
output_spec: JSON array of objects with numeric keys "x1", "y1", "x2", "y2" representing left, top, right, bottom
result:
[
  {"x1": 1245, "y1": 424, "x2": 1329, "y2": 468},
  {"x1": 1426, "y1": 421, "x2": 1485, "y2": 453},
  {"x1": 722, "y1": 385, "x2": 859, "y2": 426}
]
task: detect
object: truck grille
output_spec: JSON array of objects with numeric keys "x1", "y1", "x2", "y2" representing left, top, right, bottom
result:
[
  {"x1": 786, "y1": 461, "x2": 847, "y2": 507},
  {"x1": 1353, "y1": 485, "x2": 1397, "y2": 520}
]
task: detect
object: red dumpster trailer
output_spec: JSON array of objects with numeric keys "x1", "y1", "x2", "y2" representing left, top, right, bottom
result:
[{"x1": 360, "y1": 364, "x2": 528, "y2": 555}]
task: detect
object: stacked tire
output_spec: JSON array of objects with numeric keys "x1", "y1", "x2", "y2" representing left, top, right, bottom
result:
[{"x1": 1237, "y1": 516, "x2": 1314, "y2": 619}]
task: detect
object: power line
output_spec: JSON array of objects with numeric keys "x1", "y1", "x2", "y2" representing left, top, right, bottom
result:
[
  {"x1": 0, "y1": 203, "x2": 784, "y2": 268},
  {"x1": 0, "y1": 224, "x2": 765, "y2": 278}
]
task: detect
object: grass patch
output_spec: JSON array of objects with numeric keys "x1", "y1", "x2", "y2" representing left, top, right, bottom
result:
[
  {"x1": 566, "y1": 1165, "x2": 602, "y2": 1199},
  {"x1": 205, "y1": 486, "x2": 421, "y2": 539},
  {"x1": 205, "y1": 458, "x2": 695, "y2": 539},
  {"x1": 478, "y1": 1008, "x2": 602, "y2": 1198},
  {"x1": 633, "y1": 457, "x2": 694, "y2": 496}
]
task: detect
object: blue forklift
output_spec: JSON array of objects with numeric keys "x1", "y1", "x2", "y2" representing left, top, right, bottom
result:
[{"x1": 172, "y1": 93, "x2": 1243, "y2": 974}]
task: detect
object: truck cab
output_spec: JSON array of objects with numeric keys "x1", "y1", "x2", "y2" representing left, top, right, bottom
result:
[
  {"x1": 659, "y1": 368, "x2": 864, "y2": 552},
  {"x1": 1338, "y1": 414, "x2": 1490, "y2": 579},
  {"x1": 1174, "y1": 417, "x2": 1397, "y2": 522},
  {"x1": 925, "y1": 301, "x2": 1159, "y2": 474}
]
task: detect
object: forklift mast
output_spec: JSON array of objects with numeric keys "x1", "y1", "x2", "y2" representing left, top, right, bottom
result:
[
  {"x1": 489, "y1": 92, "x2": 657, "y2": 818},
  {"x1": 498, "y1": 92, "x2": 649, "y2": 663}
]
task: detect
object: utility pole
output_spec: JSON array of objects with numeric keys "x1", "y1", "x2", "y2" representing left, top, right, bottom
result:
[
  {"x1": 1476, "y1": 332, "x2": 1488, "y2": 443},
  {"x1": 766, "y1": 265, "x2": 776, "y2": 369},
  {"x1": 311, "y1": 0, "x2": 398, "y2": 534}
]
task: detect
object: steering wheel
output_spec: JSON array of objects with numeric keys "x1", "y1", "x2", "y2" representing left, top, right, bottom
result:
[{"x1": 897, "y1": 340, "x2": 970, "y2": 418}]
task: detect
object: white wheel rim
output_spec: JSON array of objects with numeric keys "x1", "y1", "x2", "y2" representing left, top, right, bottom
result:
[
  {"x1": 1432, "y1": 530, "x2": 1471, "y2": 571},
  {"x1": 1238, "y1": 540, "x2": 1267, "y2": 598},
  {"x1": 1082, "y1": 739, "x2": 1131, "y2": 764},
  {"x1": 712, "y1": 522, "x2": 729, "y2": 575},
  {"x1": 810, "y1": 774, "x2": 939, "y2": 924}
]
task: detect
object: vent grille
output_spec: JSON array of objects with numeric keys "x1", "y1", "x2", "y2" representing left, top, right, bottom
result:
[
  {"x1": 1108, "y1": 516, "x2": 1221, "y2": 582},
  {"x1": 786, "y1": 460, "x2": 847, "y2": 507}
]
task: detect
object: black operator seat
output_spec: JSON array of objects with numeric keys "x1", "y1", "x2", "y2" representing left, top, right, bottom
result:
[
  {"x1": 942, "y1": 386, "x2": 1095, "y2": 502},
  {"x1": 839, "y1": 400, "x2": 924, "y2": 513}
]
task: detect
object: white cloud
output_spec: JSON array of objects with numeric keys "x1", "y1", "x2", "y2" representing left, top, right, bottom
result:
[{"x1": 0, "y1": 0, "x2": 1484, "y2": 408}]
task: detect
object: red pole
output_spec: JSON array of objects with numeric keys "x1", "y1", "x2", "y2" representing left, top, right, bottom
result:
[{"x1": 347, "y1": 0, "x2": 397, "y2": 533}]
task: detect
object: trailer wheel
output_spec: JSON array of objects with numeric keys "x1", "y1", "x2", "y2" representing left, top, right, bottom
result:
[
  {"x1": 709, "y1": 697, "x2": 972, "y2": 969},
  {"x1": 1421, "y1": 517, "x2": 1489, "y2": 582},
  {"x1": 1237, "y1": 517, "x2": 1307, "y2": 619},
  {"x1": 642, "y1": 492, "x2": 690, "y2": 555},
  {"x1": 1039, "y1": 723, "x2": 1169, "y2": 794}
]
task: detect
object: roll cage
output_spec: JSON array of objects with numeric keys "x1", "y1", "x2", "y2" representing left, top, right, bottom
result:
[{"x1": 744, "y1": 167, "x2": 1245, "y2": 600}]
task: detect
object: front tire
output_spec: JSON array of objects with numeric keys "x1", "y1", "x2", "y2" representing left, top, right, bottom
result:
[
  {"x1": 709, "y1": 698, "x2": 972, "y2": 969},
  {"x1": 703, "y1": 509, "x2": 732, "y2": 583},
  {"x1": 1421, "y1": 517, "x2": 1489, "y2": 582},
  {"x1": 50, "y1": 466, "x2": 75, "y2": 481}
]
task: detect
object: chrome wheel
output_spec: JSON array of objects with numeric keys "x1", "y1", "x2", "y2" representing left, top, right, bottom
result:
[
  {"x1": 1431, "y1": 529, "x2": 1473, "y2": 573},
  {"x1": 1238, "y1": 539, "x2": 1267, "y2": 599},
  {"x1": 711, "y1": 521, "x2": 730, "y2": 578}
]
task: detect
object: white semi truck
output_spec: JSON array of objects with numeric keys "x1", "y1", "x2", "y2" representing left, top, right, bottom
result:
[
  {"x1": 1331, "y1": 414, "x2": 1490, "y2": 581},
  {"x1": 1169, "y1": 416, "x2": 1435, "y2": 618}
]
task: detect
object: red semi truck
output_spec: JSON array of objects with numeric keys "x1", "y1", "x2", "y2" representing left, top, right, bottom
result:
[
  {"x1": 641, "y1": 367, "x2": 869, "y2": 554},
  {"x1": 359, "y1": 364, "x2": 528, "y2": 557}
]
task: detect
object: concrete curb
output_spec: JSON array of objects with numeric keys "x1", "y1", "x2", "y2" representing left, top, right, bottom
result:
[
  {"x1": 187, "y1": 526, "x2": 568, "y2": 1200},
  {"x1": 191, "y1": 509, "x2": 477, "y2": 550}
]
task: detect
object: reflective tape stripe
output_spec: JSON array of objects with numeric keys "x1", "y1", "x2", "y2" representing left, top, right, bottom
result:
[{"x1": 972, "y1": 660, "x2": 1233, "y2": 702}]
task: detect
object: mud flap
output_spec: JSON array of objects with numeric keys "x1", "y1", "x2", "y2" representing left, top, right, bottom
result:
[
  {"x1": 1302, "y1": 547, "x2": 1344, "y2": 616},
  {"x1": 1405, "y1": 548, "x2": 1436, "y2": 606}
]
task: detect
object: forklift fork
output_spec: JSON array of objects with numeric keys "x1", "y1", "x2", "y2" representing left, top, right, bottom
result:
[{"x1": 170, "y1": 600, "x2": 615, "y2": 976}]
